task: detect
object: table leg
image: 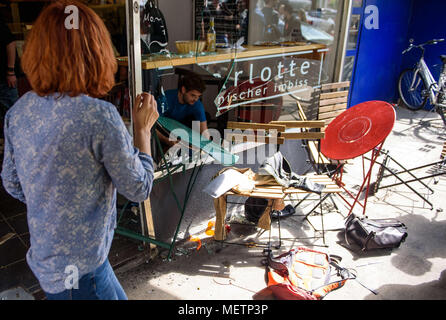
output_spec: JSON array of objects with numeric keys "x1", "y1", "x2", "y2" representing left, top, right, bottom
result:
[
  {"x1": 257, "y1": 199, "x2": 273, "y2": 231},
  {"x1": 214, "y1": 195, "x2": 227, "y2": 241}
]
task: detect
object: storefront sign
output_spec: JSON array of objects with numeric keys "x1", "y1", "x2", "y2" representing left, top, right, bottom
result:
[{"x1": 214, "y1": 57, "x2": 318, "y2": 116}]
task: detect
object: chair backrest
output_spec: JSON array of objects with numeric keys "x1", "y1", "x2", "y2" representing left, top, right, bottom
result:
[
  {"x1": 296, "y1": 99, "x2": 348, "y2": 168},
  {"x1": 226, "y1": 120, "x2": 325, "y2": 145},
  {"x1": 226, "y1": 121, "x2": 286, "y2": 145},
  {"x1": 316, "y1": 81, "x2": 350, "y2": 131},
  {"x1": 269, "y1": 121, "x2": 325, "y2": 140}
]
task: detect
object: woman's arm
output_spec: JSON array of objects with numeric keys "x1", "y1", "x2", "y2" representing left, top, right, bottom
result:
[{"x1": 132, "y1": 93, "x2": 159, "y2": 156}]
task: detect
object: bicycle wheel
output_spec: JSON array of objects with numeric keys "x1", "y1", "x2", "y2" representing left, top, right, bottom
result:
[{"x1": 398, "y1": 69, "x2": 428, "y2": 110}]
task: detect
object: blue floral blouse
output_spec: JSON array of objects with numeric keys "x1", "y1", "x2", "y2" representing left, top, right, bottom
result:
[{"x1": 1, "y1": 91, "x2": 154, "y2": 294}]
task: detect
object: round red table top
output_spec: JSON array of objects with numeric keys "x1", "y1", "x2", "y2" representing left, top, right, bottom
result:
[{"x1": 321, "y1": 100, "x2": 396, "y2": 160}]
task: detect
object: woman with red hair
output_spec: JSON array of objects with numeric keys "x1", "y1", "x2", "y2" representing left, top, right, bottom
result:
[{"x1": 1, "y1": 1, "x2": 158, "y2": 300}]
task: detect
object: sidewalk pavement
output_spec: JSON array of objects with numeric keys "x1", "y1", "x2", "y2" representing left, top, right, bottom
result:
[{"x1": 117, "y1": 105, "x2": 446, "y2": 300}]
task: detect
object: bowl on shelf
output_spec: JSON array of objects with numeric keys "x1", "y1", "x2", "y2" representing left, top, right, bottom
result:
[{"x1": 175, "y1": 40, "x2": 207, "y2": 54}]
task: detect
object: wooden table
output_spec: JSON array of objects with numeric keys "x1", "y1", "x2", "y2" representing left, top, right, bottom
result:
[
  {"x1": 213, "y1": 174, "x2": 342, "y2": 241},
  {"x1": 117, "y1": 44, "x2": 328, "y2": 70}
]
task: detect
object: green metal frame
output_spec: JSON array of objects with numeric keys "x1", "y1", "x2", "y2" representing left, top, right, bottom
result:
[{"x1": 115, "y1": 122, "x2": 205, "y2": 261}]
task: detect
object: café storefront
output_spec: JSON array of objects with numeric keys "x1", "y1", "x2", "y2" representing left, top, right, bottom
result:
[
  {"x1": 0, "y1": 0, "x2": 358, "y2": 293},
  {"x1": 119, "y1": 0, "x2": 354, "y2": 259}
]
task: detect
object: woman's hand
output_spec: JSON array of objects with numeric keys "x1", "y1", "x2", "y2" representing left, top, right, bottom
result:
[
  {"x1": 133, "y1": 92, "x2": 159, "y2": 133},
  {"x1": 132, "y1": 93, "x2": 158, "y2": 155}
]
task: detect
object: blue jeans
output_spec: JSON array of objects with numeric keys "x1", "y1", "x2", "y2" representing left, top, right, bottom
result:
[
  {"x1": 45, "y1": 259, "x2": 128, "y2": 300},
  {"x1": 0, "y1": 83, "x2": 18, "y2": 111}
]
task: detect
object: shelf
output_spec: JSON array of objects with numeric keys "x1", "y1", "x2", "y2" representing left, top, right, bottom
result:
[{"x1": 117, "y1": 43, "x2": 327, "y2": 70}]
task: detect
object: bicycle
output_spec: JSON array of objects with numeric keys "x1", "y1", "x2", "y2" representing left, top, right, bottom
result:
[{"x1": 398, "y1": 38, "x2": 446, "y2": 126}]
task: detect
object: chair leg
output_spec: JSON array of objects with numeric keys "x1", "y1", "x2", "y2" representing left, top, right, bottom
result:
[
  {"x1": 265, "y1": 199, "x2": 282, "y2": 249},
  {"x1": 319, "y1": 193, "x2": 326, "y2": 245},
  {"x1": 288, "y1": 193, "x2": 331, "y2": 246},
  {"x1": 368, "y1": 154, "x2": 436, "y2": 210},
  {"x1": 304, "y1": 193, "x2": 330, "y2": 238},
  {"x1": 266, "y1": 216, "x2": 282, "y2": 249}
]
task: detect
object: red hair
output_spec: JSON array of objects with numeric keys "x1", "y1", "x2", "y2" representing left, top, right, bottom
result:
[{"x1": 21, "y1": 0, "x2": 117, "y2": 98}]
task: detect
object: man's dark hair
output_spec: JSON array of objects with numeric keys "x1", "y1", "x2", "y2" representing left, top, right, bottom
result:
[{"x1": 178, "y1": 72, "x2": 206, "y2": 93}]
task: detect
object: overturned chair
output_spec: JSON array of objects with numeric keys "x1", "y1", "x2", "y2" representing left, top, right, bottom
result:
[
  {"x1": 296, "y1": 81, "x2": 351, "y2": 175},
  {"x1": 212, "y1": 120, "x2": 343, "y2": 246},
  {"x1": 369, "y1": 141, "x2": 446, "y2": 210}
]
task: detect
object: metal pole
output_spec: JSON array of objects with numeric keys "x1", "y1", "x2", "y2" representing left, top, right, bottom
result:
[
  {"x1": 334, "y1": 0, "x2": 352, "y2": 82},
  {"x1": 125, "y1": 0, "x2": 147, "y2": 239},
  {"x1": 125, "y1": 0, "x2": 142, "y2": 125}
]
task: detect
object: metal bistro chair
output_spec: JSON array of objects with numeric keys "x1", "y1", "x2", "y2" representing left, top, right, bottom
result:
[
  {"x1": 286, "y1": 101, "x2": 396, "y2": 235},
  {"x1": 213, "y1": 120, "x2": 342, "y2": 246},
  {"x1": 369, "y1": 141, "x2": 446, "y2": 210},
  {"x1": 296, "y1": 81, "x2": 351, "y2": 176}
]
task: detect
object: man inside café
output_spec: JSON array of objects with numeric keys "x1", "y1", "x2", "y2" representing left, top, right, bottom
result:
[{"x1": 156, "y1": 70, "x2": 210, "y2": 151}]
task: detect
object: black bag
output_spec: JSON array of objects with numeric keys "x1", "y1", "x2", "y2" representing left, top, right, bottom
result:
[
  {"x1": 344, "y1": 214, "x2": 408, "y2": 251},
  {"x1": 244, "y1": 197, "x2": 268, "y2": 224}
]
